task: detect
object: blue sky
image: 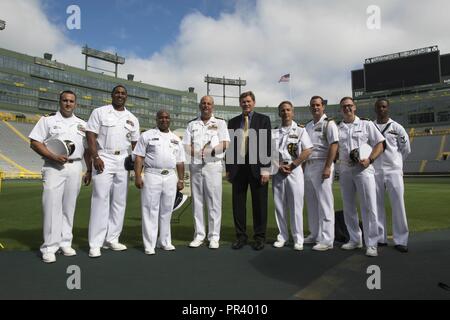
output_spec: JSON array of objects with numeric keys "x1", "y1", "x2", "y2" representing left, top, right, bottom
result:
[
  {"x1": 1, "y1": 0, "x2": 450, "y2": 105},
  {"x1": 41, "y1": 0, "x2": 241, "y2": 57}
]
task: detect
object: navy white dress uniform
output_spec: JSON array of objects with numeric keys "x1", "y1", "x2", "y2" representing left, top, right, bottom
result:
[
  {"x1": 86, "y1": 104, "x2": 140, "y2": 251},
  {"x1": 272, "y1": 121, "x2": 313, "y2": 249},
  {"x1": 29, "y1": 111, "x2": 87, "y2": 257},
  {"x1": 338, "y1": 116, "x2": 385, "y2": 250},
  {"x1": 373, "y1": 118, "x2": 411, "y2": 246},
  {"x1": 133, "y1": 128, "x2": 185, "y2": 253},
  {"x1": 304, "y1": 115, "x2": 339, "y2": 247},
  {"x1": 182, "y1": 116, "x2": 230, "y2": 248}
]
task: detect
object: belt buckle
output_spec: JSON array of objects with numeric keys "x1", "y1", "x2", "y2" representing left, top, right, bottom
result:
[
  {"x1": 114, "y1": 151, "x2": 120, "y2": 155},
  {"x1": 161, "y1": 169, "x2": 169, "y2": 175}
]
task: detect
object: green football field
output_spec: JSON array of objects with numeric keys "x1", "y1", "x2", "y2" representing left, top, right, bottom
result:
[{"x1": 0, "y1": 177, "x2": 449, "y2": 250}]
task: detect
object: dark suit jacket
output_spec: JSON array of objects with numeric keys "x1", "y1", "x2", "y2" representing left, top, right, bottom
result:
[{"x1": 226, "y1": 112, "x2": 272, "y2": 181}]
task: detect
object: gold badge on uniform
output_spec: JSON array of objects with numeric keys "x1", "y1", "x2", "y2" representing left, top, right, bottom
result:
[
  {"x1": 287, "y1": 143, "x2": 298, "y2": 158},
  {"x1": 208, "y1": 124, "x2": 218, "y2": 130},
  {"x1": 288, "y1": 134, "x2": 298, "y2": 139}
]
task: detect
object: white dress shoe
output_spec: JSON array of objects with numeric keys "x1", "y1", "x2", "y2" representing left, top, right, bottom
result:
[
  {"x1": 365, "y1": 246, "x2": 378, "y2": 257},
  {"x1": 42, "y1": 252, "x2": 56, "y2": 263},
  {"x1": 341, "y1": 242, "x2": 363, "y2": 250},
  {"x1": 145, "y1": 248, "x2": 155, "y2": 255},
  {"x1": 157, "y1": 244, "x2": 176, "y2": 251},
  {"x1": 89, "y1": 248, "x2": 101, "y2": 258},
  {"x1": 272, "y1": 240, "x2": 286, "y2": 248},
  {"x1": 208, "y1": 240, "x2": 219, "y2": 249},
  {"x1": 189, "y1": 239, "x2": 204, "y2": 248},
  {"x1": 303, "y1": 235, "x2": 316, "y2": 244},
  {"x1": 312, "y1": 243, "x2": 333, "y2": 251},
  {"x1": 293, "y1": 243, "x2": 304, "y2": 251},
  {"x1": 60, "y1": 247, "x2": 77, "y2": 256},
  {"x1": 103, "y1": 242, "x2": 127, "y2": 251}
]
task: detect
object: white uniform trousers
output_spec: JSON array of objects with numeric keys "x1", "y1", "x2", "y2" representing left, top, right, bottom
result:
[
  {"x1": 141, "y1": 169, "x2": 178, "y2": 251},
  {"x1": 375, "y1": 170, "x2": 409, "y2": 246},
  {"x1": 40, "y1": 161, "x2": 82, "y2": 254},
  {"x1": 304, "y1": 160, "x2": 335, "y2": 246},
  {"x1": 339, "y1": 165, "x2": 379, "y2": 247},
  {"x1": 190, "y1": 163, "x2": 223, "y2": 242},
  {"x1": 272, "y1": 166, "x2": 304, "y2": 244},
  {"x1": 88, "y1": 154, "x2": 129, "y2": 249}
]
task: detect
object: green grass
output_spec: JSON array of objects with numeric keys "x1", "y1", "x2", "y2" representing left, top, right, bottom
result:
[{"x1": 0, "y1": 177, "x2": 449, "y2": 250}]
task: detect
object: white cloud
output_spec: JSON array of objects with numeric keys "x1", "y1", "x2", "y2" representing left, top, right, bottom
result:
[
  {"x1": 1, "y1": 0, "x2": 450, "y2": 106},
  {"x1": 0, "y1": 0, "x2": 84, "y2": 67}
]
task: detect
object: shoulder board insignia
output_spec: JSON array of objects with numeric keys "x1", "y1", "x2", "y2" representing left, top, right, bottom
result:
[
  {"x1": 215, "y1": 116, "x2": 225, "y2": 120},
  {"x1": 360, "y1": 117, "x2": 371, "y2": 121},
  {"x1": 45, "y1": 112, "x2": 56, "y2": 117},
  {"x1": 298, "y1": 125, "x2": 305, "y2": 128},
  {"x1": 188, "y1": 118, "x2": 198, "y2": 123},
  {"x1": 306, "y1": 119, "x2": 313, "y2": 124},
  {"x1": 324, "y1": 117, "x2": 334, "y2": 121}
]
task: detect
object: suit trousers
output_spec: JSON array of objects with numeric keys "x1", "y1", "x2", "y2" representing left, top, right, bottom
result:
[{"x1": 231, "y1": 164, "x2": 268, "y2": 241}]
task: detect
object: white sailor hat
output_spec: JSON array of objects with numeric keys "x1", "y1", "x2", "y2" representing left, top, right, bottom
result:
[
  {"x1": 349, "y1": 143, "x2": 372, "y2": 163},
  {"x1": 45, "y1": 139, "x2": 75, "y2": 157}
]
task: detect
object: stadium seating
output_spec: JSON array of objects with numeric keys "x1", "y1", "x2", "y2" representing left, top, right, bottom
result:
[{"x1": 0, "y1": 120, "x2": 41, "y2": 174}]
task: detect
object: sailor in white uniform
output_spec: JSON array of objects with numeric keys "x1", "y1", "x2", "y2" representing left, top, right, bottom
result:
[
  {"x1": 373, "y1": 98, "x2": 411, "y2": 253},
  {"x1": 272, "y1": 101, "x2": 313, "y2": 251},
  {"x1": 133, "y1": 110, "x2": 185, "y2": 255},
  {"x1": 304, "y1": 96, "x2": 339, "y2": 251},
  {"x1": 29, "y1": 90, "x2": 91, "y2": 263},
  {"x1": 338, "y1": 97, "x2": 385, "y2": 257},
  {"x1": 183, "y1": 96, "x2": 230, "y2": 249},
  {"x1": 86, "y1": 85, "x2": 140, "y2": 258}
]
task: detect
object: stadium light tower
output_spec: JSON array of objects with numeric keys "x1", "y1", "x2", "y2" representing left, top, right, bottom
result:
[{"x1": 0, "y1": 19, "x2": 6, "y2": 30}]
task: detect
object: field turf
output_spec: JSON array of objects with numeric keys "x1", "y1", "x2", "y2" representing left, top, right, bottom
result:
[{"x1": 0, "y1": 177, "x2": 449, "y2": 250}]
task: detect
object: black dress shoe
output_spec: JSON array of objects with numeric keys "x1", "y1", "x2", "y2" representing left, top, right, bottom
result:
[
  {"x1": 231, "y1": 239, "x2": 247, "y2": 250},
  {"x1": 394, "y1": 245, "x2": 408, "y2": 253},
  {"x1": 378, "y1": 242, "x2": 388, "y2": 247},
  {"x1": 251, "y1": 240, "x2": 265, "y2": 251}
]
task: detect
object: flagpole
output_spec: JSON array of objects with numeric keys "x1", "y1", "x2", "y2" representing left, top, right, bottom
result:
[{"x1": 289, "y1": 73, "x2": 292, "y2": 102}]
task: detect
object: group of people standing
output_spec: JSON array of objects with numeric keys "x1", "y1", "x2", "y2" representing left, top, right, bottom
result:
[{"x1": 29, "y1": 85, "x2": 411, "y2": 263}]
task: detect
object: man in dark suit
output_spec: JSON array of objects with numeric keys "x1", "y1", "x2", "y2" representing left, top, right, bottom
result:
[{"x1": 226, "y1": 91, "x2": 272, "y2": 250}]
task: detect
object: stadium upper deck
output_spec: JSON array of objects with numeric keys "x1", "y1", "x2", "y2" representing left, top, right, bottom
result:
[
  {"x1": 0, "y1": 47, "x2": 198, "y2": 129},
  {"x1": 1, "y1": 46, "x2": 450, "y2": 130}
]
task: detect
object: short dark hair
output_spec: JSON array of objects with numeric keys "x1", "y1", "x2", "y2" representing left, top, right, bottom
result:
[
  {"x1": 239, "y1": 91, "x2": 255, "y2": 102},
  {"x1": 156, "y1": 109, "x2": 170, "y2": 118},
  {"x1": 111, "y1": 85, "x2": 127, "y2": 95},
  {"x1": 375, "y1": 98, "x2": 390, "y2": 106},
  {"x1": 309, "y1": 96, "x2": 324, "y2": 105},
  {"x1": 340, "y1": 96, "x2": 354, "y2": 105},
  {"x1": 278, "y1": 100, "x2": 293, "y2": 111},
  {"x1": 59, "y1": 90, "x2": 76, "y2": 102}
]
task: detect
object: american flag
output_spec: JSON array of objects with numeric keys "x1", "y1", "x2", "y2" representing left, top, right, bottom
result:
[{"x1": 278, "y1": 73, "x2": 290, "y2": 83}]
